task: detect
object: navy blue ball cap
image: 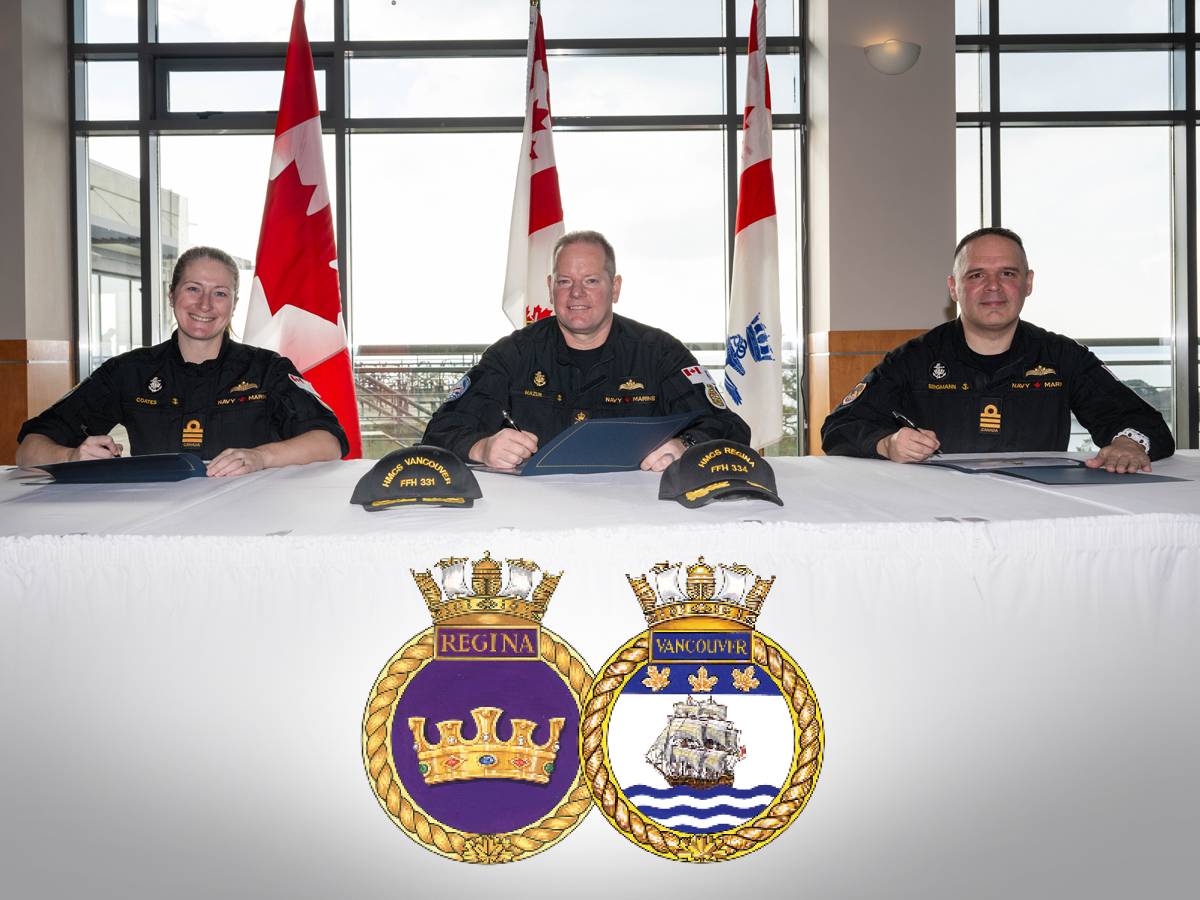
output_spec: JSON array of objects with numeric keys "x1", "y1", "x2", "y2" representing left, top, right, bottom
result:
[
  {"x1": 351, "y1": 445, "x2": 481, "y2": 511},
  {"x1": 658, "y1": 440, "x2": 783, "y2": 509}
]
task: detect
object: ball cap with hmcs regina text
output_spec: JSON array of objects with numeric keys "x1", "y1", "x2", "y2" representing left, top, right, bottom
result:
[
  {"x1": 658, "y1": 439, "x2": 784, "y2": 509},
  {"x1": 351, "y1": 445, "x2": 482, "y2": 511}
]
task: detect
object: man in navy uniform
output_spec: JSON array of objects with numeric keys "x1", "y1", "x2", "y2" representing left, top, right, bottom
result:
[
  {"x1": 423, "y1": 230, "x2": 750, "y2": 471},
  {"x1": 820, "y1": 227, "x2": 1173, "y2": 471}
]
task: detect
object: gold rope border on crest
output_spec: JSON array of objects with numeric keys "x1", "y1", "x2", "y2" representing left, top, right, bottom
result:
[
  {"x1": 581, "y1": 632, "x2": 823, "y2": 863},
  {"x1": 361, "y1": 627, "x2": 595, "y2": 864}
]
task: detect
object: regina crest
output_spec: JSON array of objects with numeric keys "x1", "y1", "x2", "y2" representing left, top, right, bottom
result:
[
  {"x1": 582, "y1": 557, "x2": 823, "y2": 863},
  {"x1": 362, "y1": 552, "x2": 594, "y2": 864}
]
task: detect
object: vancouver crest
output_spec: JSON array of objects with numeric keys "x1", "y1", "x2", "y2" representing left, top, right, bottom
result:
[
  {"x1": 362, "y1": 552, "x2": 594, "y2": 863},
  {"x1": 582, "y1": 557, "x2": 823, "y2": 862}
]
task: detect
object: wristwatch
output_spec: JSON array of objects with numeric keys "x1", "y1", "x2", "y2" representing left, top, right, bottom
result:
[{"x1": 1115, "y1": 428, "x2": 1150, "y2": 453}]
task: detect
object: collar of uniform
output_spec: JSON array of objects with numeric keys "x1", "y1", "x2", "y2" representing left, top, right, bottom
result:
[
  {"x1": 950, "y1": 317, "x2": 1031, "y2": 374},
  {"x1": 170, "y1": 329, "x2": 234, "y2": 373},
  {"x1": 553, "y1": 312, "x2": 622, "y2": 368}
]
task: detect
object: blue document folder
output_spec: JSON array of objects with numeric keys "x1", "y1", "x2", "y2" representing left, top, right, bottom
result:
[
  {"x1": 519, "y1": 412, "x2": 703, "y2": 475},
  {"x1": 24, "y1": 453, "x2": 208, "y2": 483}
]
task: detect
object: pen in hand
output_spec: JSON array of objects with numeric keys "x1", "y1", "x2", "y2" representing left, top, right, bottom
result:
[
  {"x1": 501, "y1": 409, "x2": 520, "y2": 431},
  {"x1": 892, "y1": 411, "x2": 942, "y2": 457}
]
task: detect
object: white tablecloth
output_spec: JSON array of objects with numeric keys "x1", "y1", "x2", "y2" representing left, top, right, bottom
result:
[{"x1": 2, "y1": 453, "x2": 1198, "y2": 899}]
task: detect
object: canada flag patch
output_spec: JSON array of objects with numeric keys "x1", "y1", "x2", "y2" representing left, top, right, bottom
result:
[{"x1": 682, "y1": 365, "x2": 717, "y2": 387}]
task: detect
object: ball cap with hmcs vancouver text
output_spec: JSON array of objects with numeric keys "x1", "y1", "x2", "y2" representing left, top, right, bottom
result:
[
  {"x1": 350, "y1": 445, "x2": 482, "y2": 511},
  {"x1": 658, "y1": 439, "x2": 784, "y2": 509}
]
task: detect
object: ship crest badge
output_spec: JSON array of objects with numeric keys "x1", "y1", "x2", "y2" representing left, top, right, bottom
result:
[
  {"x1": 362, "y1": 552, "x2": 594, "y2": 864},
  {"x1": 582, "y1": 557, "x2": 823, "y2": 863}
]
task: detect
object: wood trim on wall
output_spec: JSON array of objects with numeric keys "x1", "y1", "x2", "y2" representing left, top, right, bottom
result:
[
  {"x1": 0, "y1": 340, "x2": 74, "y2": 465},
  {"x1": 806, "y1": 329, "x2": 927, "y2": 455}
]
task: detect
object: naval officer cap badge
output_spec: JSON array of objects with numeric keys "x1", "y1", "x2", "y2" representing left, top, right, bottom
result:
[
  {"x1": 362, "y1": 552, "x2": 594, "y2": 863},
  {"x1": 659, "y1": 440, "x2": 783, "y2": 508},
  {"x1": 582, "y1": 557, "x2": 823, "y2": 863},
  {"x1": 351, "y1": 445, "x2": 481, "y2": 510}
]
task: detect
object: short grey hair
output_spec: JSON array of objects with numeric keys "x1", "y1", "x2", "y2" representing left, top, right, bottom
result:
[{"x1": 552, "y1": 230, "x2": 617, "y2": 281}]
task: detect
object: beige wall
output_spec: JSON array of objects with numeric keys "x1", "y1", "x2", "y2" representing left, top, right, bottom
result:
[
  {"x1": 0, "y1": 0, "x2": 72, "y2": 463},
  {"x1": 808, "y1": 0, "x2": 957, "y2": 334}
]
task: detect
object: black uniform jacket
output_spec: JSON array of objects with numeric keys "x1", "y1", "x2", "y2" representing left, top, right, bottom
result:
[
  {"x1": 422, "y1": 313, "x2": 750, "y2": 461},
  {"x1": 18, "y1": 333, "x2": 350, "y2": 458},
  {"x1": 820, "y1": 319, "x2": 1174, "y2": 460}
]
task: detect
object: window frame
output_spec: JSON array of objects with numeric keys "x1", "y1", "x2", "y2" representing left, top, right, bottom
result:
[{"x1": 956, "y1": 0, "x2": 1198, "y2": 449}]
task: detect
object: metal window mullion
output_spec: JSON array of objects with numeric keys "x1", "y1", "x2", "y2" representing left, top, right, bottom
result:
[
  {"x1": 988, "y1": 2, "x2": 1001, "y2": 226},
  {"x1": 138, "y1": 0, "x2": 161, "y2": 348},
  {"x1": 724, "y1": 0, "x2": 739, "y2": 297},
  {"x1": 335, "y1": 0, "x2": 352, "y2": 344}
]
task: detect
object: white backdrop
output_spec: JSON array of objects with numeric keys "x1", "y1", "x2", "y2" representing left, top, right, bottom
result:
[{"x1": 2, "y1": 455, "x2": 1198, "y2": 898}]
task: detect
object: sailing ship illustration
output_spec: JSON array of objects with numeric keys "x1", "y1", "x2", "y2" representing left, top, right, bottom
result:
[{"x1": 645, "y1": 696, "x2": 746, "y2": 789}]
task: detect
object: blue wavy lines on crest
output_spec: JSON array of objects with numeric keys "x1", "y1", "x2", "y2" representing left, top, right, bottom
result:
[{"x1": 623, "y1": 783, "x2": 780, "y2": 834}]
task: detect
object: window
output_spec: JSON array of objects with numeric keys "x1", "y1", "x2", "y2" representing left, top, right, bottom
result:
[
  {"x1": 956, "y1": 0, "x2": 1196, "y2": 449},
  {"x1": 69, "y1": 1, "x2": 805, "y2": 457}
]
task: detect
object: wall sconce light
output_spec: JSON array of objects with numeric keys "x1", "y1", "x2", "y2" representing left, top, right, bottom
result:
[{"x1": 863, "y1": 40, "x2": 922, "y2": 75}]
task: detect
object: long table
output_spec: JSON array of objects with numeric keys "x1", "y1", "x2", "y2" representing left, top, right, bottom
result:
[{"x1": 2, "y1": 453, "x2": 1198, "y2": 898}]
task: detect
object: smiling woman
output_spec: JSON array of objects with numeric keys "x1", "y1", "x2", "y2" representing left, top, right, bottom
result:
[{"x1": 15, "y1": 246, "x2": 349, "y2": 476}]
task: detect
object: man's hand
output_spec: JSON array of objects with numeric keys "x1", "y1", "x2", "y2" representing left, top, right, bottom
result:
[
  {"x1": 206, "y1": 447, "x2": 267, "y2": 478},
  {"x1": 877, "y1": 427, "x2": 940, "y2": 463},
  {"x1": 72, "y1": 435, "x2": 124, "y2": 461},
  {"x1": 471, "y1": 430, "x2": 539, "y2": 468},
  {"x1": 1085, "y1": 435, "x2": 1151, "y2": 473},
  {"x1": 641, "y1": 438, "x2": 686, "y2": 473}
]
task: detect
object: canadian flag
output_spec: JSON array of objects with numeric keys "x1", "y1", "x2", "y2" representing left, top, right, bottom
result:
[
  {"x1": 243, "y1": 0, "x2": 362, "y2": 458},
  {"x1": 501, "y1": 0, "x2": 565, "y2": 330},
  {"x1": 724, "y1": 0, "x2": 783, "y2": 450}
]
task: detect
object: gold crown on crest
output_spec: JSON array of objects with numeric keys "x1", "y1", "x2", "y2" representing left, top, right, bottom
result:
[
  {"x1": 409, "y1": 707, "x2": 564, "y2": 786},
  {"x1": 627, "y1": 556, "x2": 774, "y2": 629},
  {"x1": 411, "y1": 552, "x2": 561, "y2": 623}
]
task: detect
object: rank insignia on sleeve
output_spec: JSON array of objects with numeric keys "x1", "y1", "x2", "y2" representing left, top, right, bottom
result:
[
  {"x1": 841, "y1": 382, "x2": 866, "y2": 406},
  {"x1": 362, "y1": 552, "x2": 593, "y2": 864},
  {"x1": 181, "y1": 416, "x2": 204, "y2": 451},
  {"x1": 581, "y1": 557, "x2": 823, "y2": 863},
  {"x1": 533, "y1": 371, "x2": 547, "y2": 387}
]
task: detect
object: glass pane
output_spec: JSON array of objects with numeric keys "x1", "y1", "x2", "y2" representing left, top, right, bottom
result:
[
  {"x1": 1000, "y1": 0, "x2": 1170, "y2": 34},
  {"x1": 168, "y1": 69, "x2": 326, "y2": 113},
  {"x1": 158, "y1": 0, "x2": 333, "y2": 42},
  {"x1": 349, "y1": 58, "x2": 527, "y2": 118},
  {"x1": 347, "y1": 0, "x2": 723, "y2": 41},
  {"x1": 1000, "y1": 52, "x2": 1168, "y2": 111},
  {"x1": 1001, "y1": 127, "x2": 1171, "y2": 341},
  {"x1": 83, "y1": 0, "x2": 138, "y2": 42},
  {"x1": 86, "y1": 61, "x2": 138, "y2": 120},
  {"x1": 956, "y1": 126, "x2": 986, "y2": 238},
  {"x1": 956, "y1": 51, "x2": 990, "y2": 113},
  {"x1": 160, "y1": 134, "x2": 337, "y2": 340},
  {"x1": 556, "y1": 131, "x2": 726, "y2": 344},
  {"x1": 955, "y1": 0, "x2": 989, "y2": 35},
  {"x1": 350, "y1": 132, "x2": 523, "y2": 347},
  {"x1": 87, "y1": 136, "x2": 143, "y2": 371},
  {"x1": 736, "y1": 0, "x2": 801, "y2": 37},
  {"x1": 552, "y1": 0, "x2": 723, "y2": 39},
  {"x1": 553, "y1": 57, "x2": 723, "y2": 117},
  {"x1": 735, "y1": 54, "x2": 802, "y2": 116}
]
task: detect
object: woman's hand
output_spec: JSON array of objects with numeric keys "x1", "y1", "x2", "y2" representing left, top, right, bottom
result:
[{"x1": 206, "y1": 447, "x2": 267, "y2": 478}]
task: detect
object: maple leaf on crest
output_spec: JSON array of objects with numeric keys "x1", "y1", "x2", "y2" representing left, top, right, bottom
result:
[{"x1": 642, "y1": 665, "x2": 671, "y2": 692}]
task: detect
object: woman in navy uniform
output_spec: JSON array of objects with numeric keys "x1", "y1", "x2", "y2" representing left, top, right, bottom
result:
[{"x1": 16, "y1": 246, "x2": 348, "y2": 477}]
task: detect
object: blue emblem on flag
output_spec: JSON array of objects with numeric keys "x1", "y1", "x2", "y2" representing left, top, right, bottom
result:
[{"x1": 723, "y1": 314, "x2": 775, "y2": 407}]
